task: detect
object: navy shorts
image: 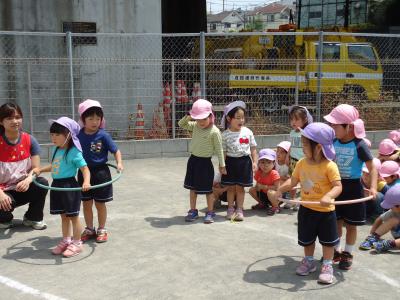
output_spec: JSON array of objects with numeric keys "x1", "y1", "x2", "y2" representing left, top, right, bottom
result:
[
  {"x1": 184, "y1": 155, "x2": 214, "y2": 194},
  {"x1": 78, "y1": 164, "x2": 113, "y2": 202},
  {"x1": 257, "y1": 191, "x2": 271, "y2": 207},
  {"x1": 298, "y1": 205, "x2": 339, "y2": 247},
  {"x1": 50, "y1": 177, "x2": 81, "y2": 217},
  {"x1": 336, "y1": 179, "x2": 366, "y2": 225},
  {"x1": 221, "y1": 156, "x2": 253, "y2": 187}
]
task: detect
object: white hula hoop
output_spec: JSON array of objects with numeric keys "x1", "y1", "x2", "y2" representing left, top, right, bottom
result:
[{"x1": 278, "y1": 195, "x2": 373, "y2": 206}]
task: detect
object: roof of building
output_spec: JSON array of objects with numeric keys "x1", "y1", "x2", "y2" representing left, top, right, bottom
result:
[
  {"x1": 207, "y1": 10, "x2": 244, "y2": 23},
  {"x1": 254, "y1": 3, "x2": 287, "y2": 15}
]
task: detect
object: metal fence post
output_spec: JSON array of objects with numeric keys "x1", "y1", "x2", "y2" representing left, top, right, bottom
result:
[
  {"x1": 66, "y1": 31, "x2": 75, "y2": 119},
  {"x1": 295, "y1": 59, "x2": 299, "y2": 105},
  {"x1": 200, "y1": 32, "x2": 206, "y2": 98},
  {"x1": 27, "y1": 63, "x2": 34, "y2": 134},
  {"x1": 171, "y1": 61, "x2": 176, "y2": 139},
  {"x1": 316, "y1": 31, "x2": 324, "y2": 121}
]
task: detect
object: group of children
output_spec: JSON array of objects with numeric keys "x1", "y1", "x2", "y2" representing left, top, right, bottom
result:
[{"x1": 180, "y1": 99, "x2": 399, "y2": 284}]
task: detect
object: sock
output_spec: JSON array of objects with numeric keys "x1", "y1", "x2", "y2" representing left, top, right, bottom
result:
[
  {"x1": 72, "y1": 239, "x2": 82, "y2": 246},
  {"x1": 388, "y1": 240, "x2": 397, "y2": 249},
  {"x1": 334, "y1": 241, "x2": 341, "y2": 252},
  {"x1": 372, "y1": 232, "x2": 381, "y2": 239},
  {"x1": 322, "y1": 259, "x2": 333, "y2": 266},
  {"x1": 63, "y1": 237, "x2": 71, "y2": 243},
  {"x1": 305, "y1": 255, "x2": 314, "y2": 262},
  {"x1": 344, "y1": 244, "x2": 354, "y2": 254}
]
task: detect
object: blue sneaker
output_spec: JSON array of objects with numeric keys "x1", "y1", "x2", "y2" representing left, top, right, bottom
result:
[
  {"x1": 185, "y1": 209, "x2": 199, "y2": 222},
  {"x1": 359, "y1": 235, "x2": 379, "y2": 250},
  {"x1": 373, "y1": 240, "x2": 393, "y2": 253},
  {"x1": 204, "y1": 211, "x2": 216, "y2": 224}
]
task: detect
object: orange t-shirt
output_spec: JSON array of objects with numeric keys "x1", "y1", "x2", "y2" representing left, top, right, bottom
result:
[{"x1": 254, "y1": 169, "x2": 280, "y2": 193}]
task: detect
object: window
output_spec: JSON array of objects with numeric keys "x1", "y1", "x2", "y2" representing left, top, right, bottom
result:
[
  {"x1": 224, "y1": 23, "x2": 231, "y2": 28},
  {"x1": 309, "y1": 11, "x2": 322, "y2": 18},
  {"x1": 315, "y1": 43, "x2": 340, "y2": 60},
  {"x1": 348, "y1": 44, "x2": 378, "y2": 70}
]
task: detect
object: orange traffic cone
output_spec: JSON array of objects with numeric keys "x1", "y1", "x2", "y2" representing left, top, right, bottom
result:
[
  {"x1": 181, "y1": 81, "x2": 189, "y2": 104},
  {"x1": 162, "y1": 83, "x2": 172, "y2": 134},
  {"x1": 134, "y1": 102, "x2": 145, "y2": 140},
  {"x1": 191, "y1": 82, "x2": 201, "y2": 102}
]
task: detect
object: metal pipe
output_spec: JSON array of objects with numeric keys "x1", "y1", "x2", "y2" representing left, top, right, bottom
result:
[
  {"x1": 66, "y1": 32, "x2": 75, "y2": 119},
  {"x1": 27, "y1": 63, "x2": 33, "y2": 134},
  {"x1": 200, "y1": 32, "x2": 206, "y2": 98},
  {"x1": 171, "y1": 62, "x2": 176, "y2": 139},
  {"x1": 316, "y1": 31, "x2": 324, "y2": 122}
]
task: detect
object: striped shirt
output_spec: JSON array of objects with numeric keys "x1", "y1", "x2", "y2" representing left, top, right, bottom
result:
[
  {"x1": 222, "y1": 127, "x2": 257, "y2": 157},
  {"x1": 178, "y1": 116, "x2": 225, "y2": 167}
]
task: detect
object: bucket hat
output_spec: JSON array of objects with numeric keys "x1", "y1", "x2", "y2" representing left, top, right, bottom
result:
[
  {"x1": 323, "y1": 104, "x2": 365, "y2": 139},
  {"x1": 189, "y1": 99, "x2": 214, "y2": 123},
  {"x1": 362, "y1": 157, "x2": 381, "y2": 174},
  {"x1": 389, "y1": 130, "x2": 400, "y2": 144},
  {"x1": 300, "y1": 122, "x2": 336, "y2": 161},
  {"x1": 78, "y1": 99, "x2": 106, "y2": 128},
  {"x1": 379, "y1": 161, "x2": 400, "y2": 178},
  {"x1": 381, "y1": 184, "x2": 400, "y2": 209},
  {"x1": 277, "y1": 141, "x2": 291, "y2": 153},
  {"x1": 379, "y1": 138, "x2": 398, "y2": 156},
  {"x1": 220, "y1": 100, "x2": 246, "y2": 128},
  {"x1": 258, "y1": 148, "x2": 276, "y2": 162},
  {"x1": 49, "y1": 117, "x2": 82, "y2": 152}
]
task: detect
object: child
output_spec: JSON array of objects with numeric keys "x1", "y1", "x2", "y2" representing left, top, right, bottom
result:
[
  {"x1": 212, "y1": 171, "x2": 229, "y2": 209},
  {"x1": 378, "y1": 138, "x2": 400, "y2": 163},
  {"x1": 178, "y1": 99, "x2": 226, "y2": 224},
  {"x1": 359, "y1": 184, "x2": 400, "y2": 252},
  {"x1": 77, "y1": 99, "x2": 123, "y2": 243},
  {"x1": 275, "y1": 141, "x2": 294, "y2": 209},
  {"x1": 379, "y1": 161, "x2": 400, "y2": 188},
  {"x1": 33, "y1": 117, "x2": 90, "y2": 257},
  {"x1": 324, "y1": 104, "x2": 377, "y2": 270},
  {"x1": 277, "y1": 122, "x2": 342, "y2": 284},
  {"x1": 388, "y1": 130, "x2": 400, "y2": 146},
  {"x1": 220, "y1": 101, "x2": 257, "y2": 221},
  {"x1": 249, "y1": 149, "x2": 280, "y2": 215}
]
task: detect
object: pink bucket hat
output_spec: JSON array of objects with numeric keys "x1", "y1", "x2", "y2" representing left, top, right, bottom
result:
[
  {"x1": 277, "y1": 141, "x2": 291, "y2": 153},
  {"x1": 362, "y1": 157, "x2": 381, "y2": 174},
  {"x1": 189, "y1": 99, "x2": 214, "y2": 123},
  {"x1": 323, "y1": 104, "x2": 365, "y2": 139},
  {"x1": 78, "y1": 99, "x2": 106, "y2": 128},
  {"x1": 379, "y1": 138, "x2": 398, "y2": 156},
  {"x1": 379, "y1": 161, "x2": 400, "y2": 178},
  {"x1": 389, "y1": 130, "x2": 400, "y2": 144}
]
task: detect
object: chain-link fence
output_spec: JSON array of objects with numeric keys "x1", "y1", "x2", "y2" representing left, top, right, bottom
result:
[{"x1": 1, "y1": 31, "x2": 399, "y2": 142}]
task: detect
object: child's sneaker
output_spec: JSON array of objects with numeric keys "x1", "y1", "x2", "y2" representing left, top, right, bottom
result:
[
  {"x1": 96, "y1": 228, "x2": 108, "y2": 243},
  {"x1": 185, "y1": 209, "x2": 199, "y2": 222},
  {"x1": 333, "y1": 250, "x2": 341, "y2": 263},
  {"x1": 52, "y1": 239, "x2": 71, "y2": 255},
  {"x1": 359, "y1": 235, "x2": 379, "y2": 250},
  {"x1": 373, "y1": 240, "x2": 393, "y2": 253},
  {"x1": 226, "y1": 207, "x2": 235, "y2": 220},
  {"x1": 338, "y1": 251, "x2": 353, "y2": 270},
  {"x1": 62, "y1": 242, "x2": 83, "y2": 258},
  {"x1": 234, "y1": 208, "x2": 244, "y2": 221},
  {"x1": 296, "y1": 258, "x2": 317, "y2": 276},
  {"x1": 81, "y1": 227, "x2": 97, "y2": 242},
  {"x1": 267, "y1": 206, "x2": 280, "y2": 216},
  {"x1": 204, "y1": 211, "x2": 216, "y2": 224},
  {"x1": 251, "y1": 203, "x2": 266, "y2": 210},
  {"x1": 318, "y1": 264, "x2": 334, "y2": 284}
]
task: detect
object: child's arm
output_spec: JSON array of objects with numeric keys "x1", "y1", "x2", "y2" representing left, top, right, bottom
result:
[
  {"x1": 250, "y1": 146, "x2": 258, "y2": 172},
  {"x1": 320, "y1": 180, "x2": 342, "y2": 207},
  {"x1": 277, "y1": 176, "x2": 299, "y2": 195},
  {"x1": 178, "y1": 115, "x2": 196, "y2": 131},
  {"x1": 365, "y1": 159, "x2": 378, "y2": 198},
  {"x1": 32, "y1": 164, "x2": 52, "y2": 176},
  {"x1": 79, "y1": 166, "x2": 91, "y2": 192},
  {"x1": 213, "y1": 130, "x2": 226, "y2": 175},
  {"x1": 370, "y1": 216, "x2": 383, "y2": 234},
  {"x1": 113, "y1": 150, "x2": 123, "y2": 172}
]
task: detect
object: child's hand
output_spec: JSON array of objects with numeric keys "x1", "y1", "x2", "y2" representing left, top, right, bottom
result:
[
  {"x1": 320, "y1": 195, "x2": 334, "y2": 207},
  {"x1": 117, "y1": 162, "x2": 124, "y2": 172},
  {"x1": 252, "y1": 162, "x2": 258, "y2": 172},
  {"x1": 32, "y1": 167, "x2": 41, "y2": 176},
  {"x1": 368, "y1": 187, "x2": 377, "y2": 200},
  {"x1": 219, "y1": 166, "x2": 227, "y2": 175},
  {"x1": 82, "y1": 182, "x2": 91, "y2": 192}
]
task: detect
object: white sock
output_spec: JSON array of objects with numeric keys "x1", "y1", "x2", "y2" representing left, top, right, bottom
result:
[
  {"x1": 334, "y1": 241, "x2": 341, "y2": 252},
  {"x1": 344, "y1": 244, "x2": 354, "y2": 254}
]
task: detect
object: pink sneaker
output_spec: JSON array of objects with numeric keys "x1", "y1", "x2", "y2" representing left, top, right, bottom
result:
[
  {"x1": 62, "y1": 243, "x2": 83, "y2": 258},
  {"x1": 234, "y1": 208, "x2": 244, "y2": 221},
  {"x1": 52, "y1": 239, "x2": 71, "y2": 255},
  {"x1": 226, "y1": 207, "x2": 235, "y2": 220},
  {"x1": 296, "y1": 258, "x2": 317, "y2": 276},
  {"x1": 318, "y1": 264, "x2": 334, "y2": 284}
]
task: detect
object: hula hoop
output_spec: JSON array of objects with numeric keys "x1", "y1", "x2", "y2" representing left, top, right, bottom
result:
[
  {"x1": 33, "y1": 163, "x2": 122, "y2": 191},
  {"x1": 278, "y1": 195, "x2": 373, "y2": 206}
]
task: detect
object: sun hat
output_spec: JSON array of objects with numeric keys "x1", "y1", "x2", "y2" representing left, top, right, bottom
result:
[
  {"x1": 389, "y1": 130, "x2": 400, "y2": 144},
  {"x1": 220, "y1": 100, "x2": 246, "y2": 128},
  {"x1": 379, "y1": 160, "x2": 400, "y2": 178},
  {"x1": 362, "y1": 157, "x2": 381, "y2": 174},
  {"x1": 300, "y1": 122, "x2": 336, "y2": 161},
  {"x1": 78, "y1": 99, "x2": 106, "y2": 128},
  {"x1": 288, "y1": 105, "x2": 313, "y2": 124},
  {"x1": 381, "y1": 184, "x2": 400, "y2": 209},
  {"x1": 323, "y1": 104, "x2": 366, "y2": 139},
  {"x1": 258, "y1": 148, "x2": 276, "y2": 162},
  {"x1": 49, "y1": 117, "x2": 82, "y2": 152},
  {"x1": 277, "y1": 141, "x2": 291, "y2": 153},
  {"x1": 189, "y1": 99, "x2": 214, "y2": 123},
  {"x1": 379, "y1": 138, "x2": 398, "y2": 156}
]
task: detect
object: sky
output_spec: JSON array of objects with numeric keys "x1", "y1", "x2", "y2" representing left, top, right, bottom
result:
[{"x1": 207, "y1": 0, "x2": 282, "y2": 14}]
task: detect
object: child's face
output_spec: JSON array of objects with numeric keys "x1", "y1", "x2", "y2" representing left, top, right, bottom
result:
[
  {"x1": 301, "y1": 136, "x2": 313, "y2": 160},
  {"x1": 196, "y1": 116, "x2": 211, "y2": 129},
  {"x1": 290, "y1": 116, "x2": 305, "y2": 131},
  {"x1": 258, "y1": 159, "x2": 274, "y2": 173},
  {"x1": 383, "y1": 175, "x2": 398, "y2": 185},
  {"x1": 276, "y1": 147, "x2": 287, "y2": 164},
  {"x1": 331, "y1": 123, "x2": 350, "y2": 140},
  {"x1": 391, "y1": 205, "x2": 400, "y2": 213},
  {"x1": 0, "y1": 111, "x2": 22, "y2": 133},
  {"x1": 51, "y1": 132, "x2": 70, "y2": 148},
  {"x1": 84, "y1": 114, "x2": 102, "y2": 133},
  {"x1": 227, "y1": 109, "x2": 245, "y2": 131}
]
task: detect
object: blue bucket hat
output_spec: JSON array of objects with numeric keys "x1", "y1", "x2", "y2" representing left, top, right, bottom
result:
[
  {"x1": 49, "y1": 117, "x2": 82, "y2": 152},
  {"x1": 300, "y1": 122, "x2": 336, "y2": 161}
]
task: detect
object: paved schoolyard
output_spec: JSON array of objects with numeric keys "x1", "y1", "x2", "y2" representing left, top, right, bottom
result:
[{"x1": 1, "y1": 157, "x2": 399, "y2": 300}]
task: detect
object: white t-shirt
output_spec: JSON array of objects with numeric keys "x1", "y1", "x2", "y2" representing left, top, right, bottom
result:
[
  {"x1": 276, "y1": 162, "x2": 289, "y2": 178},
  {"x1": 222, "y1": 127, "x2": 257, "y2": 157}
]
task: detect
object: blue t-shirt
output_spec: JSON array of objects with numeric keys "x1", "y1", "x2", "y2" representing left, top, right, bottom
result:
[
  {"x1": 333, "y1": 138, "x2": 373, "y2": 180},
  {"x1": 51, "y1": 146, "x2": 87, "y2": 179},
  {"x1": 77, "y1": 128, "x2": 118, "y2": 167}
]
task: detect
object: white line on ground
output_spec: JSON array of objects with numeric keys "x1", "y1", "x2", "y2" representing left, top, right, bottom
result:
[
  {"x1": 362, "y1": 267, "x2": 400, "y2": 288},
  {"x1": 0, "y1": 275, "x2": 68, "y2": 300}
]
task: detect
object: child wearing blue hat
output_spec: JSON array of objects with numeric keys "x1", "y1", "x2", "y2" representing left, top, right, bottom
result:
[{"x1": 277, "y1": 122, "x2": 342, "y2": 284}]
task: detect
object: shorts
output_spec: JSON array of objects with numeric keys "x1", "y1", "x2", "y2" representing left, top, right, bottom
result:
[
  {"x1": 78, "y1": 164, "x2": 113, "y2": 202},
  {"x1": 184, "y1": 155, "x2": 213, "y2": 194},
  {"x1": 221, "y1": 156, "x2": 253, "y2": 187},
  {"x1": 257, "y1": 191, "x2": 271, "y2": 207},
  {"x1": 288, "y1": 156, "x2": 299, "y2": 176},
  {"x1": 336, "y1": 179, "x2": 366, "y2": 225},
  {"x1": 50, "y1": 177, "x2": 81, "y2": 217},
  {"x1": 298, "y1": 205, "x2": 339, "y2": 247}
]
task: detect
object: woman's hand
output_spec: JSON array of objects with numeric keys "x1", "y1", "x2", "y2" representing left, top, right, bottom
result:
[
  {"x1": 15, "y1": 177, "x2": 31, "y2": 192},
  {"x1": 0, "y1": 191, "x2": 13, "y2": 211}
]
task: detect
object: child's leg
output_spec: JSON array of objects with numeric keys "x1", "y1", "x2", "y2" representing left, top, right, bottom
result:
[
  {"x1": 375, "y1": 217, "x2": 400, "y2": 236},
  {"x1": 190, "y1": 190, "x2": 197, "y2": 210},
  {"x1": 82, "y1": 200, "x2": 94, "y2": 228},
  {"x1": 61, "y1": 214, "x2": 72, "y2": 238},
  {"x1": 235, "y1": 185, "x2": 245, "y2": 209},
  {"x1": 267, "y1": 190, "x2": 279, "y2": 208},
  {"x1": 322, "y1": 245, "x2": 334, "y2": 260},
  {"x1": 248, "y1": 187, "x2": 259, "y2": 202},
  {"x1": 70, "y1": 216, "x2": 83, "y2": 242},
  {"x1": 336, "y1": 219, "x2": 344, "y2": 251},
  {"x1": 95, "y1": 202, "x2": 107, "y2": 229},
  {"x1": 344, "y1": 223, "x2": 357, "y2": 248},
  {"x1": 206, "y1": 193, "x2": 214, "y2": 212},
  {"x1": 227, "y1": 186, "x2": 235, "y2": 209},
  {"x1": 304, "y1": 243, "x2": 315, "y2": 257}
]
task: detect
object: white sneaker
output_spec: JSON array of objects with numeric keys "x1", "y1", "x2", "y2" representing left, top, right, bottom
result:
[
  {"x1": 23, "y1": 217, "x2": 47, "y2": 230},
  {"x1": 0, "y1": 221, "x2": 12, "y2": 229}
]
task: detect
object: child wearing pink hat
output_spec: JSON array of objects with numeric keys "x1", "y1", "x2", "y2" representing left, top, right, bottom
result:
[
  {"x1": 378, "y1": 138, "x2": 400, "y2": 163},
  {"x1": 324, "y1": 104, "x2": 377, "y2": 270},
  {"x1": 77, "y1": 99, "x2": 123, "y2": 243},
  {"x1": 277, "y1": 122, "x2": 342, "y2": 284},
  {"x1": 220, "y1": 101, "x2": 258, "y2": 221},
  {"x1": 178, "y1": 99, "x2": 226, "y2": 224},
  {"x1": 275, "y1": 141, "x2": 296, "y2": 210}
]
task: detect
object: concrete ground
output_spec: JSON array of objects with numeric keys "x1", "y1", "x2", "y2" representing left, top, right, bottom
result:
[{"x1": 1, "y1": 157, "x2": 399, "y2": 300}]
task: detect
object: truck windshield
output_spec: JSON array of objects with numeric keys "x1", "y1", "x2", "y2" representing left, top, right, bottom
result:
[
  {"x1": 315, "y1": 43, "x2": 340, "y2": 60},
  {"x1": 348, "y1": 44, "x2": 378, "y2": 71}
]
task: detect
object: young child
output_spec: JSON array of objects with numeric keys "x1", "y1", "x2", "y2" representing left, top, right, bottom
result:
[
  {"x1": 249, "y1": 149, "x2": 280, "y2": 215},
  {"x1": 221, "y1": 101, "x2": 257, "y2": 221},
  {"x1": 33, "y1": 117, "x2": 90, "y2": 257},
  {"x1": 379, "y1": 161, "x2": 400, "y2": 188},
  {"x1": 277, "y1": 122, "x2": 342, "y2": 284},
  {"x1": 212, "y1": 171, "x2": 228, "y2": 209},
  {"x1": 359, "y1": 184, "x2": 400, "y2": 252},
  {"x1": 388, "y1": 130, "x2": 400, "y2": 146},
  {"x1": 324, "y1": 104, "x2": 377, "y2": 270},
  {"x1": 275, "y1": 141, "x2": 294, "y2": 209},
  {"x1": 77, "y1": 99, "x2": 123, "y2": 243},
  {"x1": 178, "y1": 99, "x2": 226, "y2": 224},
  {"x1": 378, "y1": 138, "x2": 400, "y2": 163}
]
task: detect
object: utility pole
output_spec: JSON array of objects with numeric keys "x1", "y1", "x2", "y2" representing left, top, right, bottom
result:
[
  {"x1": 344, "y1": 0, "x2": 350, "y2": 29},
  {"x1": 297, "y1": 0, "x2": 302, "y2": 29},
  {"x1": 223, "y1": 0, "x2": 225, "y2": 12}
]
